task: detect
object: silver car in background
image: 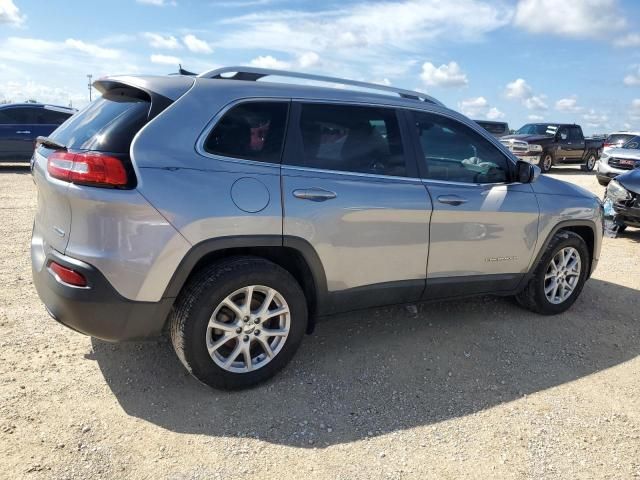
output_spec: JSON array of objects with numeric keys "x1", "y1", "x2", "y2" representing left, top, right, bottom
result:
[{"x1": 597, "y1": 135, "x2": 640, "y2": 186}]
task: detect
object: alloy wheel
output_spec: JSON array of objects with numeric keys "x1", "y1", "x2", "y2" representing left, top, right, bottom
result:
[
  {"x1": 206, "y1": 285, "x2": 291, "y2": 373},
  {"x1": 544, "y1": 247, "x2": 582, "y2": 304}
]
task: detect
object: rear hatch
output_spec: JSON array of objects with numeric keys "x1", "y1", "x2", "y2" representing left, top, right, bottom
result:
[{"x1": 31, "y1": 76, "x2": 193, "y2": 257}]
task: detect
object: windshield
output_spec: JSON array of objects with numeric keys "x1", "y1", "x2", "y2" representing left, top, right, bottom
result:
[
  {"x1": 607, "y1": 133, "x2": 636, "y2": 147},
  {"x1": 516, "y1": 124, "x2": 558, "y2": 135},
  {"x1": 622, "y1": 135, "x2": 640, "y2": 149}
]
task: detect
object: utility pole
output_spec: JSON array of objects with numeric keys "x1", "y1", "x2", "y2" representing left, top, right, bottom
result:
[{"x1": 87, "y1": 74, "x2": 93, "y2": 102}]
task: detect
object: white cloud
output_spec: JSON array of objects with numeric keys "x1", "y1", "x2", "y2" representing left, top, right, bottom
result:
[
  {"x1": 458, "y1": 96, "x2": 503, "y2": 120},
  {"x1": 623, "y1": 66, "x2": 640, "y2": 86},
  {"x1": 528, "y1": 114, "x2": 544, "y2": 121},
  {"x1": 420, "y1": 61, "x2": 468, "y2": 88},
  {"x1": 0, "y1": 0, "x2": 24, "y2": 25},
  {"x1": 486, "y1": 107, "x2": 505, "y2": 120},
  {"x1": 219, "y1": 0, "x2": 513, "y2": 67},
  {"x1": 64, "y1": 39, "x2": 120, "y2": 59},
  {"x1": 249, "y1": 55, "x2": 291, "y2": 69},
  {"x1": 298, "y1": 51, "x2": 320, "y2": 69},
  {"x1": 143, "y1": 32, "x2": 180, "y2": 49},
  {"x1": 505, "y1": 78, "x2": 532, "y2": 100},
  {"x1": 514, "y1": 0, "x2": 625, "y2": 38},
  {"x1": 505, "y1": 78, "x2": 548, "y2": 110},
  {"x1": 136, "y1": 0, "x2": 176, "y2": 6},
  {"x1": 183, "y1": 34, "x2": 213, "y2": 54},
  {"x1": 150, "y1": 54, "x2": 182, "y2": 65},
  {"x1": 555, "y1": 96, "x2": 582, "y2": 112},
  {"x1": 614, "y1": 33, "x2": 640, "y2": 47},
  {"x1": 582, "y1": 108, "x2": 609, "y2": 128},
  {"x1": 0, "y1": 79, "x2": 85, "y2": 107}
]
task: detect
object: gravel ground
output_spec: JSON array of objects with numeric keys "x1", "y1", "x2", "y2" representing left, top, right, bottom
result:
[{"x1": 1, "y1": 164, "x2": 639, "y2": 480}]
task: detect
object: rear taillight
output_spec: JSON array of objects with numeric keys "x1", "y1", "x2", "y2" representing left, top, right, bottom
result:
[
  {"x1": 48, "y1": 261, "x2": 88, "y2": 287},
  {"x1": 47, "y1": 151, "x2": 128, "y2": 188}
]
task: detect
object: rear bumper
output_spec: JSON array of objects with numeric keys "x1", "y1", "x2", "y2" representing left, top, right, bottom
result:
[{"x1": 31, "y1": 244, "x2": 172, "y2": 342}]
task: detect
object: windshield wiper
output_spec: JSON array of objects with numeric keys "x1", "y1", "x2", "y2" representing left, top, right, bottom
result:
[{"x1": 36, "y1": 136, "x2": 67, "y2": 151}]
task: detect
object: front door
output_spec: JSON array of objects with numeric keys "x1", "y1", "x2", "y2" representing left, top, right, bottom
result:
[
  {"x1": 282, "y1": 102, "x2": 432, "y2": 313},
  {"x1": 408, "y1": 110, "x2": 540, "y2": 298}
]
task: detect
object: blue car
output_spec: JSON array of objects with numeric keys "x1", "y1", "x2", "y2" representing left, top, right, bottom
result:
[{"x1": 0, "y1": 103, "x2": 76, "y2": 162}]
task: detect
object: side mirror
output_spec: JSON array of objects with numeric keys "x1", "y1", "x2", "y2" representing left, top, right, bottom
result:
[{"x1": 516, "y1": 160, "x2": 540, "y2": 183}]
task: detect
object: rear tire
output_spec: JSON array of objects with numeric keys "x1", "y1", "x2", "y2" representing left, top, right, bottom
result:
[
  {"x1": 515, "y1": 231, "x2": 589, "y2": 315},
  {"x1": 169, "y1": 256, "x2": 308, "y2": 390},
  {"x1": 539, "y1": 152, "x2": 553, "y2": 173},
  {"x1": 581, "y1": 152, "x2": 597, "y2": 172}
]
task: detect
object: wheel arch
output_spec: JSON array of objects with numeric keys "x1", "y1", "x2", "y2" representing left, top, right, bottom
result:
[
  {"x1": 528, "y1": 220, "x2": 598, "y2": 280},
  {"x1": 162, "y1": 235, "x2": 327, "y2": 333}
]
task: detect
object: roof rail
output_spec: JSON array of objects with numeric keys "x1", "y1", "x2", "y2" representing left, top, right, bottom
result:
[{"x1": 197, "y1": 66, "x2": 445, "y2": 107}]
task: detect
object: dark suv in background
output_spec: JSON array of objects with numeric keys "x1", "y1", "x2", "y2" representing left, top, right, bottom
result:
[{"x1": 0, "y1": 103, "x2": 75, "y2": 162}]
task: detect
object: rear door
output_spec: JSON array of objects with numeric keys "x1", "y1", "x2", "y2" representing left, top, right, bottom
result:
[
  {"x1": 408, "y1": 110, "x2": 539, "y2": 298},
  {"x1": 282, "y1": 101, "x2": 431, "y2": 312},
  {"x1": 568, "y1": 125, "x2": 586, "y2": 160}
]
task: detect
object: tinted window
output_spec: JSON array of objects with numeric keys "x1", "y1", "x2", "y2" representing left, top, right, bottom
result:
[
  {"x1": 569, "y1": 126, "x2": 582, "y2": 141},
  {"x1": 413, "y1": 112, "x2": 509, "y2": 184},
  {"x1": 295, "y1": 103, "x2": 407, "y2": 177},
  {"x1": 50, "y1": 89, "x2": 150, "y2": 153},
  {"x1": 36, "y1": 108, "x2": 73, "y2": 125},
  {"x1": 204, "y1": 102, "x2": 289, "y2": 164},
  {"x1": 0, "y1": 107, "x2": 37, "y2": 125}
]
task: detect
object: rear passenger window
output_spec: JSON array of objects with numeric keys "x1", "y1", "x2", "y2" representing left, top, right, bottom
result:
[
  {"x1": 204, "y1": 102, "x2": 289, "y2": 164},
  {"x1": 413, "y1": 111, "x2": 509, "y2": 184},
  {"x1": 295, "y1": 103, "x2": 407, "y2": 177}
]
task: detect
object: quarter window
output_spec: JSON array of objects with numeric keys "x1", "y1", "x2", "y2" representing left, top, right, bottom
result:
[
  {"x1": 204, "y1": 102, "x2": 289, "y2": 164},
  {"x1": 412, "y1": 111, "x2": 509, "y2": 184},
  {"x1": 294, "y1": 103, "x2": 407, "y2": 177}
]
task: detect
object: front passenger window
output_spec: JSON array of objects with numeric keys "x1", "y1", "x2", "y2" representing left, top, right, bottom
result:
[{"x1": 412, "y1": 111, "x2": 509, "y2": 184}]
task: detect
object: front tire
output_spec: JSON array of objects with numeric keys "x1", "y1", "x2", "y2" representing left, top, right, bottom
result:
[
  {"x1": 515, "y1": 231, "x2": 589, "y2": 315},
  {"x1": 539, "y1": 152, "x2": 554, "y2": 173},
  {"x1": 169, "y1": 257, "x2": 308, "y2": 390}
]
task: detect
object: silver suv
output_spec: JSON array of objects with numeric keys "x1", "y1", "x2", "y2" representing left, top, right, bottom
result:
[{"x1": 31, "y1": 67, "x2": 603, "y2": 389}]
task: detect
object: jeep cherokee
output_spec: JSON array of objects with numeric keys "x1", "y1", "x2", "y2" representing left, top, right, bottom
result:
[{"x1": 31, "y1": 67, "x2": 603, "y2": 389}]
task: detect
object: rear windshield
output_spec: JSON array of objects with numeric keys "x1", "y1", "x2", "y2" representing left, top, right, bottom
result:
[
  {"x1": 50, "y1": 88, "x2": 150, "y2": 153},
  {"x1": 606, "y1": 134, "x2": 635, "y2": 146}
]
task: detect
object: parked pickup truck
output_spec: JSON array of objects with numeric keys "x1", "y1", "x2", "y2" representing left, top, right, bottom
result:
[{"x1": 500, "y1": 123, "x2": 603, "y2": 173}]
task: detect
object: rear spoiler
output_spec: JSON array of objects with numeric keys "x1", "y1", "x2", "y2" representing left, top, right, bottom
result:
[{"x1": 94, "y1": 75, "x2": 195, "y2": 119}]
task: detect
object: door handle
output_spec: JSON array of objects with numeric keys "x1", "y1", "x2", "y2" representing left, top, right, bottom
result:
[
  {"x1": 292, "y1": 188, "x2": 337, "y2": 202},
  {"x1": 437, "y1": 195, "x2": 468, "y2": 206},
  {"x1": 16, "y1": 130, "x2": 31, "y2": 134}
]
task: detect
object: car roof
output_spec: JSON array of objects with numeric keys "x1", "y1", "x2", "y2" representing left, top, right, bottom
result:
[
  {"x1": 607, "y1": 131, "x2": 640, "y2": 136},
  {"x1": 0, "y1": 103, "x2": 76, "y2": 112},
  {"x1": 100, "y1": 72, "x2": 454, "y2": 114}
]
